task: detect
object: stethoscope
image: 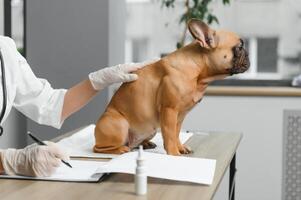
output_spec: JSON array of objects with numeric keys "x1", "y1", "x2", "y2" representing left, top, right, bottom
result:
[{"x1": 0, "y1": 49, "x2": 7, "y2": 136}]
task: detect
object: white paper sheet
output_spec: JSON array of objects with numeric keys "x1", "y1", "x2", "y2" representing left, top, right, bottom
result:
[
  {"x1": 0, "y1": 160, "x2": 106, "y2": 182},
  {"x1": 97, "y1": 152, "x2": 216, "y2": 185},
  {"x1": 57, "y1": 124, "x2": 196, "y2": 159},
  {"x1": 0, "y1": 154, "x2": 216, "y2": 185}
]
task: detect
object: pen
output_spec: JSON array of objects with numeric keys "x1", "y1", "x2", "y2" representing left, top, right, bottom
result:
[{"x1": 27, "y1": 131, "x2": 72, "y2": 168}]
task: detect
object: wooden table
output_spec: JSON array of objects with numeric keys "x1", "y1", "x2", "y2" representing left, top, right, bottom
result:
[{"x1": 0, "y1": 129, "x2": 242, "y2": 200}]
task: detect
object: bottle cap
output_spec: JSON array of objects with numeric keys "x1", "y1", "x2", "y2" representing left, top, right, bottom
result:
[{"x1": 138, "y1": 145, "x2": 143, "y2": 157}]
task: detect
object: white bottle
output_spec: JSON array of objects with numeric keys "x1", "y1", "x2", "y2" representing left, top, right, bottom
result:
[{"x1": 135, "y1": 145, "x2": 147, "y2": 195}]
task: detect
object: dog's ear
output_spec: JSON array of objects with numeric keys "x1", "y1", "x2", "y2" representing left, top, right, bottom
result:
[{"x1": 188, "y1": 19, "x2": 218, "y2": 49}]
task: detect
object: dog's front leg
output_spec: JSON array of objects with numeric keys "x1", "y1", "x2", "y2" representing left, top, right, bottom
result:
[
  {"x1": 176, "y1": 120, "x2": 192, "y2": 154},
  {"x1": 160, "y1": 107, "x2": 180, "y2": 155}
]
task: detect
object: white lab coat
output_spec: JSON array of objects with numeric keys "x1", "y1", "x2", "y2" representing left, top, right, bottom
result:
[{"x1": 0, "y1": 36, "x2": 66, "y2": 129}]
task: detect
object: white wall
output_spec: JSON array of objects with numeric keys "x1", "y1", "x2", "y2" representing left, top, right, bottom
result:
[
  {"x1": 183, "y1": 95, "x2": 301, "y2": 200},
  {"x1": 109, "y1": 0, "x2": 126, "y2": 67}
]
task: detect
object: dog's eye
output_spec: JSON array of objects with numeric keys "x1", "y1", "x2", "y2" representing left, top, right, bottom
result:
[
  {"x1": 238, "y1": 39, "x2": 244, "y2": 50},
  {"x1": 233, "y1": 46, "x2": 241, "y2": 57},
  {"x1": 235, "y1": 44, "x2": 243, "y2": 53}
]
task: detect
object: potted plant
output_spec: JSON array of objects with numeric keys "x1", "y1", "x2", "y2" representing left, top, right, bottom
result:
[{"x1": 161, "y1": 0, "x2": 231, "y2": 48}]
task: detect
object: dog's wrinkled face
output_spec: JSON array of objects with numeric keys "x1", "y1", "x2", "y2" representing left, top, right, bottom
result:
[{"x1": 188, "y1": 19, "x2": 250, "y2": 75}]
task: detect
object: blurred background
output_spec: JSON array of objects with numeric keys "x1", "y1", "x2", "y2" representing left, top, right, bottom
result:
[
  {"x1": 4, "y1": 0, "x2": 301, "y2": 80},
  {"x1": 125, "y1": 0, "x2": 301, "y2": 80},
  {"x1": 1, "y1": 0, "x2": 301, "y2": 200}
]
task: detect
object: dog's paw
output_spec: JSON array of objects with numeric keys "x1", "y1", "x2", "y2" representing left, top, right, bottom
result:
[
  {"x1": 141, "y1": 141, "x2": 157, "y2": 149},
  {"x1": 106, "y1": 146, "x2": 130, "y2": 154},
  {"x1": 167, "y1": 150, "x2": 181, "y2": 156},
  {"x1": 165, "y1": 146, "x2": 181, "y2": 156},
  {"x1": 117, "y1": 146, "x2": 131, "y2": 154},
  {"x1": 93, "y1": 145, "x2": 130, "y2": 154},
  {"x1": 178, "y1": 145, "x2": 193, "y2": 154}
]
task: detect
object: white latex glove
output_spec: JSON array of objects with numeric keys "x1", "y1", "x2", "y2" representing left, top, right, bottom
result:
[
  {"x1": 0, "y1": 142, "x2": 69, "y2": 177},
  {"x1": 88, "y1": 59, "x2": 159, "y2": 90}
]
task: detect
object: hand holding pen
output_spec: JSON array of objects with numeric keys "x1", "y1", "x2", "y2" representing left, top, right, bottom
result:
[{"x1": 28, "y1": 131, "x2": 72, "y2": 168}]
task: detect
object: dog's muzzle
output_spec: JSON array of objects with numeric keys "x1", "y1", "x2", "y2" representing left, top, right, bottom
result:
[{"x1": 229, "y1": 48, "x2": 250, "y2": 75}]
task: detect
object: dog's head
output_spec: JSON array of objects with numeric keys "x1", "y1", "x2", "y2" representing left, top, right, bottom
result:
[{"x1": 188, "y1": 19, "x2": 250, "y2": 75}]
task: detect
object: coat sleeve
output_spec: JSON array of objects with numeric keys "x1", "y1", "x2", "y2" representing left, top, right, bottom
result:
[{"x1": 9, "y1": 39, "x2": 67, "y2": 129}]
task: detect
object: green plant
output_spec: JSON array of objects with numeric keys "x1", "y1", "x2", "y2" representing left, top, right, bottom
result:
[
  {"x1": 161, "y1": 0, "x2": 231, "y2": 48},
  {"x1": 17, "y1": 48, "x2": 24, "y2": 56}
]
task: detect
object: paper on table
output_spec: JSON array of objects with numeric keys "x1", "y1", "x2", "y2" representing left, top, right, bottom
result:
[
  {"x1": 56, "y1": 125, "x2": 117, "y2": 158},
  {"x1": 57, "y1": 124, "x2": 195, "y2": 159},
  {"x1": 0, "y1": 155, "x2": 216, "y2": 184},
  {"x1": 97, "y1": 152, "x2": 216, "y2": 185},
  {"x1": 0, "y1": 160, "x2": 106, "y2": 182}
]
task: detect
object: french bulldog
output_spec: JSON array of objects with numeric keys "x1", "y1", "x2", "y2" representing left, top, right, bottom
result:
[{"x1": 93, "y1": 19, "x2": 250, "y2": 155}]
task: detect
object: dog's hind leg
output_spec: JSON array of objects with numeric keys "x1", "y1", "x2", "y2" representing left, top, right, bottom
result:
[
  {"x1": 141, "y1": 132, "x2": 157, "y2": 149},
  {"x1": 141, "y1": 140, "x2": 157, "y2": 149},
  {"x1": 93, "y1": 110, "x2": 130, "y2": 154}
]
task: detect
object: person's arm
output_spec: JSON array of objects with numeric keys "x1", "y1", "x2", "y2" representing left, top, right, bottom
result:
[
  {"x1": 61, "y1": 59, "x2": 159, "y2": 122},
  {"x1": 61, "y1": 79, "x2": 97, "y2": 121},
  {"x1": 60, "y1": 62, "x2": 142, "y2": 121}
]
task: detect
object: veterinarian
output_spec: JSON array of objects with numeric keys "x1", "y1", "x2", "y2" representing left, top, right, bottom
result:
[{"x1": 0, "y1": 36, "x2": 154, "y2": 177}]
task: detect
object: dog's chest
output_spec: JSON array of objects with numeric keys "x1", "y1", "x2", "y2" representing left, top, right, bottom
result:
[
  {"x1": 178, "y1": 85, "x2": 206, "y2": 112},
  {"x1": 177, "y1": 76, "x2": 207, "y2": 101},
  {"x1": 192, "y1": 90, "x2": 204, "y2": 103}
]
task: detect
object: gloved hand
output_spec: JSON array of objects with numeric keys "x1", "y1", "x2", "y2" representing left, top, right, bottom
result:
[
  {"x1": 88, "y1": 59, "x2": 159, "y2": 90},
  {"x1": 0, "y1": 142, "x2": 69, "y2": 177}
]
